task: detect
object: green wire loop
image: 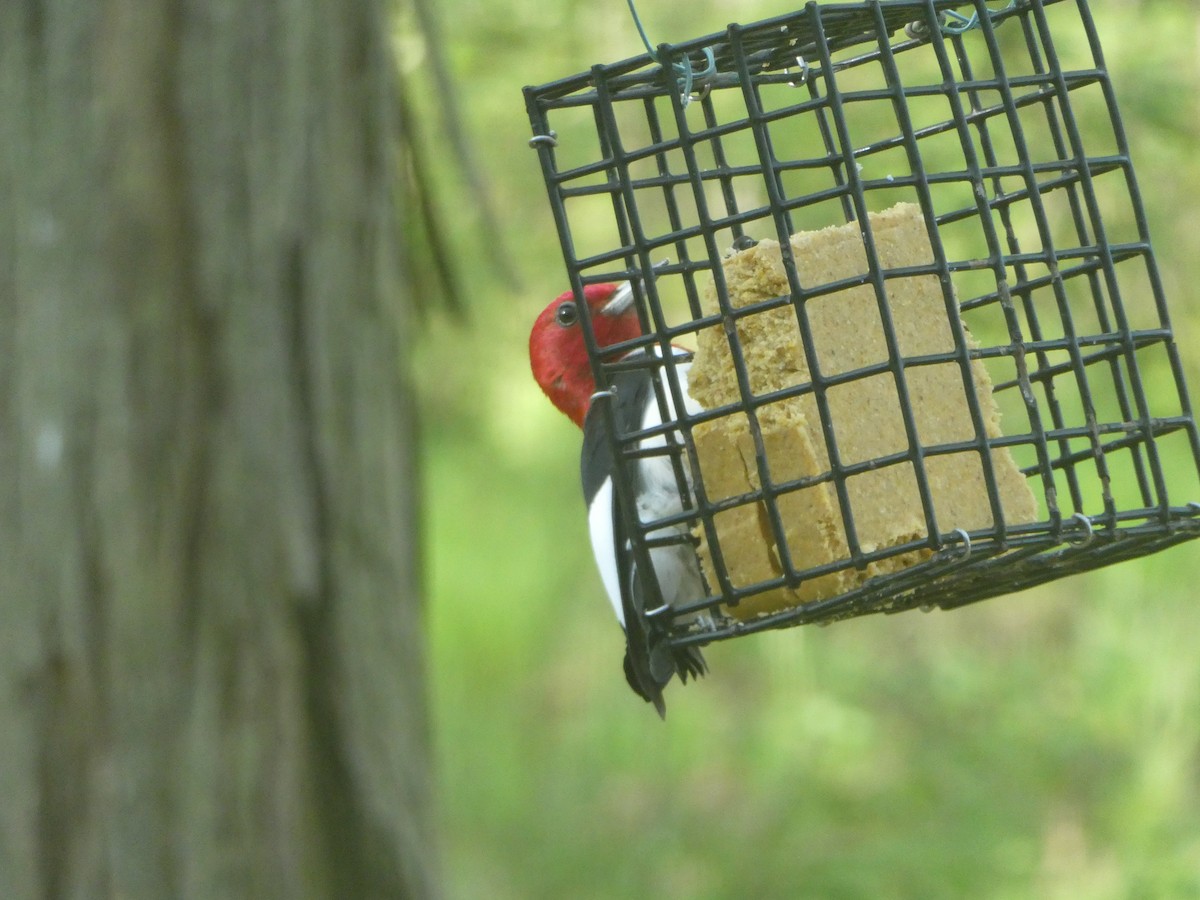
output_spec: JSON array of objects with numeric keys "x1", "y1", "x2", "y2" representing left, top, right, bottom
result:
[{"x1": 625, "y1": 0, "x2": 715, "y2": 106}]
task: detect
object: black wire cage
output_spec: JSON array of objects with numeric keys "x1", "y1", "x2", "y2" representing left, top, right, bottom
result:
[{"x1": 524, "y1": 0, "x2": 1200, "y2": 648}]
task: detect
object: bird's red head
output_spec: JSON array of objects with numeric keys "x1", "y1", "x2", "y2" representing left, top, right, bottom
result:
[{"x1": 529, "y1": 282, "x2": 644, "y2": 428}]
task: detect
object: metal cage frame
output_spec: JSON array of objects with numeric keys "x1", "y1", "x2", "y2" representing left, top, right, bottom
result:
[{"x1": 524, "y1": 0, "x2": 1200, "y2": 647}]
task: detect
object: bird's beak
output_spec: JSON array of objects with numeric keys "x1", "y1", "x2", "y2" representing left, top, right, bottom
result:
[
  {"x1": 600, "y1": 282, "x2": 635, "y2": 317},
  {"x1": 599, "y1": 259, "x2": 669, "y2": 317}
]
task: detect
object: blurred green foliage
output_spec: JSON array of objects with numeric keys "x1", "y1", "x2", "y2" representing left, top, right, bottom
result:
[{"x1": 410, "y1": 1, "x2": 1200, "y2": 896}]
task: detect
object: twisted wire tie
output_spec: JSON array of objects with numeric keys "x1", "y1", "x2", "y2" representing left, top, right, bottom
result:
[
  {"x1": 906, "y1": 1, "x2": 1017, "y2": 40},
  {"x1": 941, "y1": 1, "x2": 1018, "y2": 35},
  {"x1": 625, "y1": 0, "x2": 715, "y2": 107}
]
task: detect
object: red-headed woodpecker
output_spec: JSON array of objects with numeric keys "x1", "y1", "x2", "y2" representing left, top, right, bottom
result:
[{"x1": 529, "y1": 281, "x2": 707, "y2": 717}]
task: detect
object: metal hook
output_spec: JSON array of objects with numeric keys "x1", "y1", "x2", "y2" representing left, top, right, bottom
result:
[
  {"x1": 786, "y1": 55, "x2": 810, "y2": 88},
  {"x1": 951, "y1": 527, "x2": 973, "y2": 560},
  {"x1": 1066, "y1": 512, "x2": 1095, "y2": 547},
  {"x1": 528, "y1": 131, "x2": 558, "y2": 149}
]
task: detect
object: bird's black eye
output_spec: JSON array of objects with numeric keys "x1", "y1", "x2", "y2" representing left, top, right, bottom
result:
[{"x1": 555, "y1": 301, "x2": 578, "y2": 327}]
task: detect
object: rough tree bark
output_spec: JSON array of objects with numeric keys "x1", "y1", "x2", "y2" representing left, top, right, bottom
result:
[{"x1": 0, "y1": 1, "x2": 436, "y2": 897}]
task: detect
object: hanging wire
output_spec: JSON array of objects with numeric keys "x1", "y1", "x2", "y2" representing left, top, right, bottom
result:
[{"x1": 625, "y1": 0, "x2": 716, "y2": 105}]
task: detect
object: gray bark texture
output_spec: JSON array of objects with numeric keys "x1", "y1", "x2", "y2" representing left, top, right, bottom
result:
[{"x1": 0, "y1": 1, "x2": 436, "y2": 897}]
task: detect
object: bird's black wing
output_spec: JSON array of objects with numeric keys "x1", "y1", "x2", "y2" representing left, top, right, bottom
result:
[{"x1": 581, "y1": 360, "x2": 680, "y2": 717}]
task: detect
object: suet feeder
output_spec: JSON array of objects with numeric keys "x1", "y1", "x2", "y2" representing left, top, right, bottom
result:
[{"x1": 523, "y1": 0, "x2": 1200, "y2": 650}]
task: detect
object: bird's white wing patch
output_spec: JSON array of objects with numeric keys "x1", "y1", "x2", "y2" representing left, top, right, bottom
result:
[{"x1": 587, "y1": 477, "x2": 625, "y2": 627}]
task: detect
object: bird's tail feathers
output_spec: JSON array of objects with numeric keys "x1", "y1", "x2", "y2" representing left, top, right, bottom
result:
[
  {"x1": 622, "y1": 634, "x2": 707, "y2": 719},
  {"x1": 674, "y1": 645, "x2": 707, "y2": 683}
]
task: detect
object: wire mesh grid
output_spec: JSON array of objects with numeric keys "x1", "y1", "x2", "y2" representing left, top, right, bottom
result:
[{"x1": 524, "y1": 0, "x2": 1200, "y2": 645}]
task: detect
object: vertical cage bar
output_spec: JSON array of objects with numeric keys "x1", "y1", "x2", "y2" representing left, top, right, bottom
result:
[
  {"x1": 871, "y1": 2, "x2": 1016, "y2": 543},
  {"x1": 729, "y1": 12, "x2": 853, "y2": 581},
  {"x1": 811, "y1": 2, "x2": 946, "y2": 554},
  {"x1": 946, "y1": 18, "x2": 1089, "y2": 516},
  {"x1": 1021, "y1": 0, "x2": 1166, "y2": 518},
  {"x1": 1073, "y1": 0, "x2": 1200, "y2": 495},
  {"x1": 922, "y1": 0, "x2": 1065, "y2": 530},
  {"x1": 1003, "y1": 8, "x2": 1155, "y2": 511}
]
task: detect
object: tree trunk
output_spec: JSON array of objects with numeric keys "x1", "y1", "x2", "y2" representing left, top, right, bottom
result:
[{"x1": 0, "y1": 1, "x2": 436, "y2": 897}]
